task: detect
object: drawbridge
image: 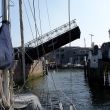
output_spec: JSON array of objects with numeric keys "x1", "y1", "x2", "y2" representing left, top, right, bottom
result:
[{"x1": 15, "y1": 20, "x2": 81, "y2": 64}]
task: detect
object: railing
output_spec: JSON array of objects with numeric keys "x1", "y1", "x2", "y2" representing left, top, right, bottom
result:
[{"x1": 25, "y1": 19, "x2": 77, "y2": 47}]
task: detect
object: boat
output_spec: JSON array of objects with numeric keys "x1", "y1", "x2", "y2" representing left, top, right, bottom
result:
[
  {"x1": 0, "y1": 0, "x2": 43, "y2": 109},
  {"x1": 74, "y1": 64, "x2": 84, "y2": 69},
  {"x1": 0, "y1": 0, "x2": 81, "y2": 109}
]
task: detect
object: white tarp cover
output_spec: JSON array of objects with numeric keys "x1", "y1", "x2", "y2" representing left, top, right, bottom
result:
[{"x1": 0, "y1": 22, "x2": 13, "y2": 69}]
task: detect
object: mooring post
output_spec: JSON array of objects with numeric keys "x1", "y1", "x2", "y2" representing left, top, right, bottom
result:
[
  {"x1": 84, "y1": 56, "x2": 87, "y2": 78},
  {"x1": 104, "y1": 63, "x2": 109, "y2": 87}
]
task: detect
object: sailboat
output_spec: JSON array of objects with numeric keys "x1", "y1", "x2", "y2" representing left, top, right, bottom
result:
[
  {"x1": 0, "y1": 0, "x2": 81, "y2": 109},
  {"x1": 0, "y1": 0, "x2": 43, "y2": 110}
]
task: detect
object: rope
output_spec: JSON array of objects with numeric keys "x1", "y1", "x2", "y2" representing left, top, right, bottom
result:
[
  {"x1": 59, "y1": 88, "x2": 77, "y2": 110},
  {"x1": 37, "y1": 0, "x2": 46, "y2": 57},
  {"x1": 44, "y1": 0, "x2": 77, "y2": 109},
  {"x1": 13, "y1": 0, "x2": 46, "y2": 94},
  {"x1": 45, "y1": 0, "x2": 51, "y2": 30},
  {"x1": 68, "y1": 0, "x2": 77, "y2": 109},
  {"x1": 23, "y1": 0, "x2": 35, "y2": 40},
  {"x1": 13, "y1": 0, "x2": 47, "y2": 93},
  {"x1": 37, "y1": 0, "x2": 42, "y2": 36},
  {"x1": 14, "y1": 48, "x2": 34, "y2": 64},
  {"x1": 45, "y1": 75, "x2": 53, "y2": 110},
  {"x1": 45, "y1": 0, "x2": 58, "y2": 71},
  {"x1": 37, "y1": 0, "x2": 46, "y2": 60},
  {"x1": 49, "y1": 71, "x2": 77, "y2": 110},
  {"x1": 32, "y1": 0, "x2": 40, "y2": 60},
  {"x1": 45, "y1": 1, "x2": 62, "y2": 108},
  {"x1": 27, "y1": 0, "x2": 40, "y2": 38}
]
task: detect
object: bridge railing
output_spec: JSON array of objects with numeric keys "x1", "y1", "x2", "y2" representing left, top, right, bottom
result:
[{"x1": 25, "y1": 19, "x2": 77, "y2": 47}]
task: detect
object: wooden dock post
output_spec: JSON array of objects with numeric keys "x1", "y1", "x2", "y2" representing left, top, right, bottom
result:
[
  {"x1": 86, "y1": 46, "x2": 104, "y2": 87},
  {"x1": 84, "y1": 56, "x2": 87, "y2": 79},
  {"x1": 103, "y1": 62, "x2": 109, "y2": 87}
]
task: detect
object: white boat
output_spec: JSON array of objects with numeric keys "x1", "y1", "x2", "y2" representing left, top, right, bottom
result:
[{"x1": 74, "y1": 64, "x2": 84, "y2": 68}]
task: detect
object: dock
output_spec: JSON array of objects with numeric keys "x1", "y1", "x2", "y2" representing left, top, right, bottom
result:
[{"x1": 85, "y1": 43, "x2": 110, "y2": 88}]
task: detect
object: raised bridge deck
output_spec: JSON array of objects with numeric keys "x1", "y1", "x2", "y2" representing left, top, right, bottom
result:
[{"x1": 14, "y1": 20, "x2": 81, "y2": 64}]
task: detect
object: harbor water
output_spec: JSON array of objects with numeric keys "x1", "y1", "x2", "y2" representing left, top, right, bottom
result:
[{"x1": 28, "y1": 69, "x2": 110, "y2": 110}]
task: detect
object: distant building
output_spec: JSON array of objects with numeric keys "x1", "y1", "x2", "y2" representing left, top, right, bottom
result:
[
  {"x1": 101, "y1": 42, "x2": 110, "y2": 60},
  {"x1": 45, "y1": 46, "x2": 90, "y2": 66}
]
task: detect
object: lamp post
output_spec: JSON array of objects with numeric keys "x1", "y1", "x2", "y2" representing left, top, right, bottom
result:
[
  {"x1": 84, "y1": 38, "x2": 86, "y2": 48},
  {"x1": 108, "y1": 29, "x2": 110, "y2": 40},
  {"x1": 89, "y1": 34, "x2": 94, "y2": 48}
]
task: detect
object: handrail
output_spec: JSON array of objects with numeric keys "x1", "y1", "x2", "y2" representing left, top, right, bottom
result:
[{"x1": 25, "y1": 19, "x2": 77, "y2": 47}]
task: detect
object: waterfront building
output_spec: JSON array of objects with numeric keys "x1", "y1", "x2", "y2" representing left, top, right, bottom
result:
[{"x1": 46, "y1": 46, "x2": 90, "y2": 67}]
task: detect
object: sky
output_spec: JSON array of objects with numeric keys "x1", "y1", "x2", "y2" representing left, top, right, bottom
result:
[{"x1": 0, "y1": 0, "x2": 110, "y2": 47}]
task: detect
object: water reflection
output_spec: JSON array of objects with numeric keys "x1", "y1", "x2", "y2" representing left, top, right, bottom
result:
[
  {"x1": 28, "y1": 69, "x2": 110, "y2": 110},
  {"x1": 88, "y1": 85, "x2": 110, "y2": 109}
]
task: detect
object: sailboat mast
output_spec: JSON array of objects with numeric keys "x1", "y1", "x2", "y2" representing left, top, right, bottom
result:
[
  {"x1": 2, "y1": 0, "x2": 9, "y2": 21},
  {"x1": 19, "y1": 0, "x2": 26, "y2": 83},
  {"x1": 2, "y1": 0, "x2": 12, "y2": 109}
]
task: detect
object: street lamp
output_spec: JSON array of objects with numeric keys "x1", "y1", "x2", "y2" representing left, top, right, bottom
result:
[
  {"x1": 108, "y1": 29, "x2": 110, "y2": 40},
  {"x1": 89, "y1": 34, "x2": 94, "y2": 47}
]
